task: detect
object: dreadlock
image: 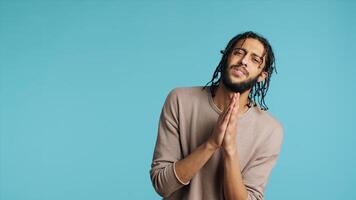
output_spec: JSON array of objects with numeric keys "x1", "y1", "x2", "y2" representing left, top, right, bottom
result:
[{"x1": 202, "y1": 31, "x2": 277, "y2": 111}]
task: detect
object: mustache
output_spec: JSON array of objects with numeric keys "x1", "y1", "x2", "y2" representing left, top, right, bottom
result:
[{"x1": 230, "y1": 64, "x2": 249, "y2": 76}]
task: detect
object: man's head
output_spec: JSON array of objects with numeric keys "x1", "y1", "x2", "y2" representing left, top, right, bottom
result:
[{"x1": 204, "y1": 31, "x2": 276, "y2": 110}]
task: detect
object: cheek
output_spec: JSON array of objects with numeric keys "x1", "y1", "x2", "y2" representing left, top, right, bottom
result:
[
  {"x1": 246, "y1": 69, "x2": 258, "y2": 78},
  {"x1": 227, "y1": 55, "x2": 240, "y2": 65},
  {"x1": 226, "y1": 57, "x2": 233, "y2": 66}
]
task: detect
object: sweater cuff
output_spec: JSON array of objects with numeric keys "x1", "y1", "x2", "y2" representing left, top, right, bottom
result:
[{"x1": 173, "y1": 161, "x2": 190, "y2": 185}]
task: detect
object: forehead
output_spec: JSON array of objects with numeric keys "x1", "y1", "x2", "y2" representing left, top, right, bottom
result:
[{"x1": 233, "y1": 38, "x2": 265, "y2": 56}]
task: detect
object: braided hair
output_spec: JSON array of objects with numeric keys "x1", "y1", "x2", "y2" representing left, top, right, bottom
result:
[{"x1": 202, "y1": 31, "x2": 277, "y2": 111}]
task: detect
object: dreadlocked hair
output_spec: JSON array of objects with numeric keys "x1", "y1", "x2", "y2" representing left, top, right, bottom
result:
[{"x1": 202, "y1": 31, "x2": 277, "y2": 111}]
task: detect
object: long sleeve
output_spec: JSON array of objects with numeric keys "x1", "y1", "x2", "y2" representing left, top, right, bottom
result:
[
  {"x1": 149, "y1": 86, "x2": 285, "y2": 200},
  {"x1": 150, "y1": 89, "x2": 186, "y2": 198},
  {"x1": 242, "y1": 124, "x2": 284, "y2": 200}
]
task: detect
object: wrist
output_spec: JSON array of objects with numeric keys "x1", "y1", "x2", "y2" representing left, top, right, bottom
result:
[
  {"x1": 223, "y1": 146, "x2": 238, "y2": 158},
  {"x1": 206, "y1": 139, "x2": 219, "y2": 152}
]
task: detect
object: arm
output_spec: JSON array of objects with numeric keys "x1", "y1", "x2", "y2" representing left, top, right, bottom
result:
[
  {"x1": 222, "y1": 93, "x2": 248, "y2": 200},
  {"x1": 223, "y1": 122, "x2": 284, "y2": 200},
  {"x1": 150, "y1": 89, "x2": 236, "y2": 198},
  {"x1": 174, "y1": 140, "x2": 217, "y2": 184},
  {"x1": 242, "y1": 124, "x2": 284, "y2": 200},
  {"x1": 222, "y1": 93, "x2": 284, "y2": 200},
  {"x1": 175, "y1": 94, "x2": 236, "y2": 183},
  {"x1": 150, "y1": 90, "x2": 184, "y2": 198},
  {"x1": 223, "y1": 149, "x2": 248, "y2": 200}
]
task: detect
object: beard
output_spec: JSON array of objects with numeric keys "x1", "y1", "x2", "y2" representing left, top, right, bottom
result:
[{"x1": 221, "y1": 64, "x2": 259, "y2": 94}]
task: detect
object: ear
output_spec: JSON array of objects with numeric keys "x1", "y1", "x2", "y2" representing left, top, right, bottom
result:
[{"x1": 257, "y1": 71, "x2": 268, "y2": 82}]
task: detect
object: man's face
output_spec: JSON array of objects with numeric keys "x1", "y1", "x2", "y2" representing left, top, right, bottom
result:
[{"x1": 221, "y1": 38, "x2": 268, "y2": 94}]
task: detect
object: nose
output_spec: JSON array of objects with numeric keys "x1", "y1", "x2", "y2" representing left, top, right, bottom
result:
[{"x1": 241, "y1": 55, "x2": 248, "y2": 66}]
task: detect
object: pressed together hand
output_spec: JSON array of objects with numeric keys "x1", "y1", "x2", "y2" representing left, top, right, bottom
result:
[
  {"x1": 208, "y1": 93, "x2": 240, "y2": 154},
  {"x1": 174, "y1": 92, "x2": 241, "y2": 186}
]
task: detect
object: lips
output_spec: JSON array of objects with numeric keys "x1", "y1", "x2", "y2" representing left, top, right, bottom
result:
[{"x1": 231, "y1": 67, "x2": 247, "y2": 77}]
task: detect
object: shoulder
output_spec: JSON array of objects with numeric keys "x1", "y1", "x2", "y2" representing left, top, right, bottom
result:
[
  {"x1": 162, "y1": 86, "x2": 207, "y2": 108},
  {"x1": 253, "y1": 106, "x2": 283, "y2": 129},
  {"x1": 168, "y1": 86, "x2": 206, "y2": 97},
  {"x1": 252, "y1": 107, "x2": 284, "y2": 141},
  {"x1": 165, "y1": 86, "x2": 207, "y2": 102}
]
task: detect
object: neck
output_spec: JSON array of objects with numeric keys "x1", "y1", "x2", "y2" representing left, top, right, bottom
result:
[{"x1": 212, "y1": 83, "x2": 251, "y2": 116}]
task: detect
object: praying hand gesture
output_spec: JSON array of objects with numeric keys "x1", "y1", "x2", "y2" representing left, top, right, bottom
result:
[{"x1": 208, "y1": 92, "x2": 240, "y2": 153}]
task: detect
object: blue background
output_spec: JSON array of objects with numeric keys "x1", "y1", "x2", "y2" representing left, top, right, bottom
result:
[{"x1": 1, "y1": 0, "x2": 355, "y2": 199}]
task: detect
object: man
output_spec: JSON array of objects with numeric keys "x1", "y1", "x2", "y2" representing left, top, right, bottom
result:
[{"x1": 150, "y1": 31, "x2": 284, "y2": 200}]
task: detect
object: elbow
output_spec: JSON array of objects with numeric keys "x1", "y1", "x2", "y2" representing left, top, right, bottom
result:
[
  {"x1": 150, "y1": 169, "x2": 173, "y2": 198},
  {"x1": 152, "y1": 182, "x2": 171, "y2": 198},
  {"x1": 247, "y1": 191, "x2": 263, "y2": 200}
]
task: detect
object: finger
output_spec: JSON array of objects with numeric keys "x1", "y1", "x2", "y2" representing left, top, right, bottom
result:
[
  {"x1": 225, "y1": 94, "x2": 235, "y2": 112},
  {"x1": 229, "y1": 93, "x2": 240, "y2": 123},
  {"x1": 222, "y1": 98, "x2": 235, "y2": 126},
  {"x1": 235, "y1": 93, "x2": 240, "y2": 109},
  {"x1": 219, "y1": 95, "x2": 235, "y2": 122}
]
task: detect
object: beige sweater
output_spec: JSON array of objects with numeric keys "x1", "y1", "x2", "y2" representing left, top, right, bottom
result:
[{"x1": 150, "y1": 86, "x2": 284, "y2": 200}]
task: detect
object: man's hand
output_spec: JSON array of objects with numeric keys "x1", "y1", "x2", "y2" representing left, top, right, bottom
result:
[
  {"x1": 223, "y1": 93, "x2": 240, "y2": 155},
  {"x1": 207, "y1": 93, "x2": 237, "y2": 150},
  {"x1": 174, "y1": 93, "x2": 240, "y2": 186}
]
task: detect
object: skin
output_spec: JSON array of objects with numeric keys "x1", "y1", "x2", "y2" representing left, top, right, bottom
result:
[{"x1": 175, "y1": 38, "x2": 268, "y2": 200}]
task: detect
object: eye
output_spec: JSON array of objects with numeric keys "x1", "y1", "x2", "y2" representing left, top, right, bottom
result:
[
  {"x1": 233, "y1": 49, "x2": 244, "y2": 56},
  {"x1": 252, "y1": 57, "x2": 262, "y2": 64}
]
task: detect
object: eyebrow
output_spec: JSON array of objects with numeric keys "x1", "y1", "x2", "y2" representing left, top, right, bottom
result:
[{"x1": 233, "y1": 47, "x2": 264, "y2": 60}]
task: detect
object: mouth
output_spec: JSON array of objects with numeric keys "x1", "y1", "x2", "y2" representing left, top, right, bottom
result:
[{"x1": 231, "y1": 67, "x2": 247, "y2": 78}]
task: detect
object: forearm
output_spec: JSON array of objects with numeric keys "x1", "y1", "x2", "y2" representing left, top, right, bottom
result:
[
  {"x1": 223, "y1": 150, "x2": 248, "y2": 200},
  {"x1": 175, "y1": 140, "x2": 218, "y2": 184}
]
